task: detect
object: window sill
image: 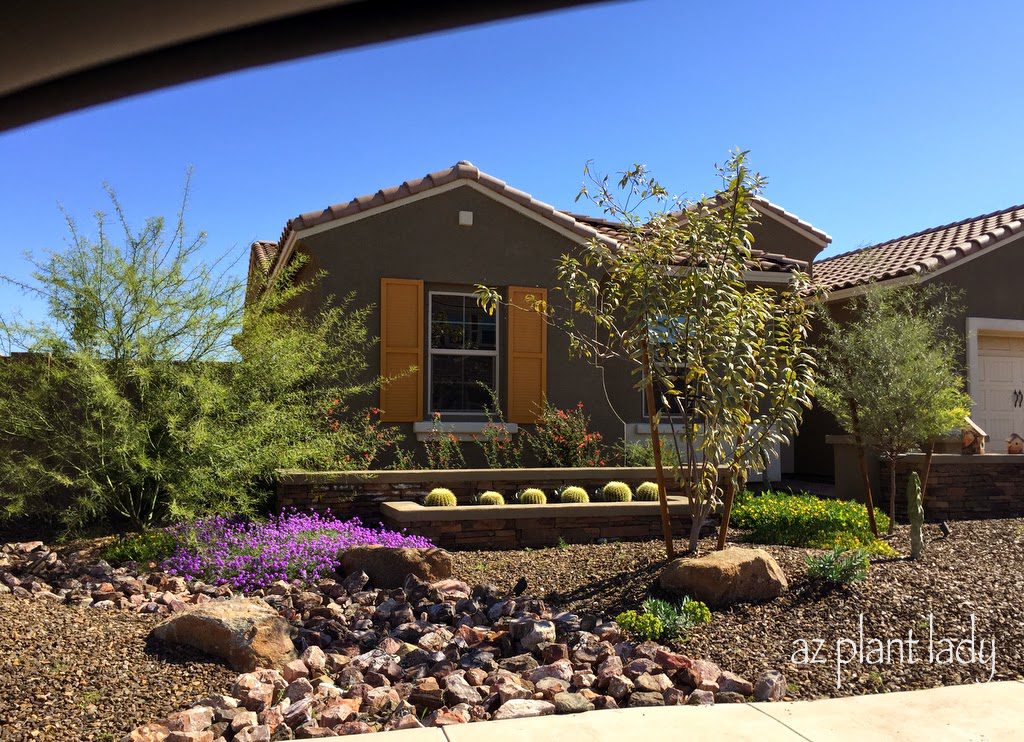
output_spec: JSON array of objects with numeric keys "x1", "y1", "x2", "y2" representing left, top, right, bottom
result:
[
  {"x1": 413, "y1": 421, "x2": 519, "y2": 442},
  {"x1": 633, "y1": 422, "x2": 688, "y2": 436}
]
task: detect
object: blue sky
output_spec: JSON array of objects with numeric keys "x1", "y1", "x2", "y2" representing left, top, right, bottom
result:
[{"x1": 2, "y1": 0, "x2": 1022, "y2": 321}]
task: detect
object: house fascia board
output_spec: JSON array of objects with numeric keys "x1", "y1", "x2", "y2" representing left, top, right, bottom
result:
[{"x1": 753, "y1": 203, "x2": 831, "y2": 248}]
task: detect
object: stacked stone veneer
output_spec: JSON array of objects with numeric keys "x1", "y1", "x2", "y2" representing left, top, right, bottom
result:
[
  {"x1": 276, "y1": 467, "x2": 688, "y2": 522},
  {"x1": 883, "y1": 454, "x2": 1024, "y2": 521}
]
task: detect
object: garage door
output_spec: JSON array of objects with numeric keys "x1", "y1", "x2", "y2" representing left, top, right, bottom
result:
[{"x1": 974, "y1": 333, "x2": 1024, "y2": 446}]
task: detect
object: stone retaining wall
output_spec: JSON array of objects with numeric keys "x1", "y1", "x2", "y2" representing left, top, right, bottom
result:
[
  {"x1": 276, "y1": 467, "x2": 691, "y2": 524},
  {"x1": 883, "y1": 454, "x2": 1024, "y2": 520},
  {"x1": 380, "y1": 499, "x2": 711, "y2": 550}
]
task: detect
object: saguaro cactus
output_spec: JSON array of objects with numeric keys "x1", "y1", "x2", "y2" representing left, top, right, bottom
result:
[{"x1": 906, "y1": 471, "x2": 924, "y2": 559}]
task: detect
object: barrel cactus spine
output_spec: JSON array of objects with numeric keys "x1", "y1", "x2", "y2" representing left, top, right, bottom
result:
[
  {"x1": 425, "y1": 488, "x2": 458, "y2": 507},
  {"x1": 519, "y1": 488, "x2": 547, "y2": 505},
  {"x1": 635, "y1": 481, "x2": 660, "y2": 501},
  {"x1": 478, "y1": 491, "x2": 505, "y2": 506},
  {"x1": 559, "y1": 486, "x2": 590, "y2": 503},
  {"x1": 603, "y1": 481, "x2": 633, "y2": 502}
]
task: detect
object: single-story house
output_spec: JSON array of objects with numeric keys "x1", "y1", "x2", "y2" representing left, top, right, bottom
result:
[
  {"x1": 247, "y1": 161, "x2": 832, "y2": 479},
  {"x1": 792, "y1": 201, "x2": 1024, "y2": 482}
]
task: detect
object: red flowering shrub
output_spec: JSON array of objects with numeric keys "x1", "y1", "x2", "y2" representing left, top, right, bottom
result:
[
  {"x1": 327, "y1": 403, "x2": 405, "y2": 470},
  {"x1": 526, "y1": 401, "x2": 605, "y2": 468}
]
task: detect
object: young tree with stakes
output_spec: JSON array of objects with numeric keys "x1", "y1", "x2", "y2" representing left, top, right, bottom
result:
[{"x1": 477, "y1": 151, "x2": 816, "y2": 556}]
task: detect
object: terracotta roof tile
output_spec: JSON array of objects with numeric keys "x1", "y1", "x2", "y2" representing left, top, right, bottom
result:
[
  {"x1": 814, "y1": 202, "x2": 1024, "y2": 292},
  {"x1": 566, "y1": 209, "x2": 811, "y2": 274}
]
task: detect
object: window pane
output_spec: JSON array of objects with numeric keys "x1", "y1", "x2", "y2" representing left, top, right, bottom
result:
[
  {"x1": 465, "y1": 301, "x2": 496, "y2": 350},
  {"x1": 431, "y1": 294, "x2": 465, "y2": 324},
  {"x1": 431, "y1": 354, "x2": 496, "y2": 412},
  {"x1": 431, "y1": 320, "x2": 466, "y2": 349}
]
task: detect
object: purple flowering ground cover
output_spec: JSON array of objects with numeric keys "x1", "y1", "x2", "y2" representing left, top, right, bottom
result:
[{"x1": 163, "y1": 510, "x2": 433, "y2": 591}]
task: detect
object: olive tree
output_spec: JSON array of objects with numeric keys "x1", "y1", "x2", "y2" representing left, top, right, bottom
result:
[
  {"x1": 478, "y1": 151, "x2": 816, "y2": 556},
  {"x1": 816, "y1": 285, "x2": 970, "y2": 534}
]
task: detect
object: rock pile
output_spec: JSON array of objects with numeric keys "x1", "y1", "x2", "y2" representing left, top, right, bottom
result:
[
  {"x1": 2, "y1": 541, "x2": 787, "y2": 740},
  {"x1": 0, "y1": 540, "x2": 233, "y2": 612},
  {"x1": 124, "y1": 571, "x2": 784, "y2": 739}
]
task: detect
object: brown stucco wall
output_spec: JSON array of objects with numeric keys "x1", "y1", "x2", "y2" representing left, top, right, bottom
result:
[{"x1": 281, "y1": 183, "x2": 819, "y2": 463}]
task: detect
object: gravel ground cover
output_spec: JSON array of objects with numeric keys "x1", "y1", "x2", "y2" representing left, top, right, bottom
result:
[
  {"x1": 452, "y1": 518, "x2": 1024, "y2": 699},
  {"x1": 0, "y1": 595, "x2": 235, "y2": 741}
]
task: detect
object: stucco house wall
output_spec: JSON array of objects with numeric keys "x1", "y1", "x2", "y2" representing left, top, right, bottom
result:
[{"x1": 270, "y1": 175, "x2": 825, "y2": 477}]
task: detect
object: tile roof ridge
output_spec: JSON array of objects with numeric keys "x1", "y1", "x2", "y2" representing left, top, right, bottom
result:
[{"x1": 817, "y1": 200, "x2": 1024, "y2": 265}]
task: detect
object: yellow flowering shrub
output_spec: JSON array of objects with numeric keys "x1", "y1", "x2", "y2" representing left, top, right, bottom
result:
[{"x1": 732, "y1": 490, "x2": 889, "y2": 551}]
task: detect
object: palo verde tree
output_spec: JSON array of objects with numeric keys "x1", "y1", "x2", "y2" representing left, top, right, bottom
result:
[
  {"x1": 816, "y1": 284, "x2": 970, "y2": 534},
  {"x1": 477, "y1": 151, "x2": 816, "y2": 556},
  {"x1": 0, "y1": 176, "x2": 381, "y2": 530}
]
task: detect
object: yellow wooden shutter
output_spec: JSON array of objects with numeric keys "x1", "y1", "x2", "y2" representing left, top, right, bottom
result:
[
  {"x1": 380, "y1": 278, "x2": 423, "y2": 422},
  {"x1": 507, "y1": 286, "x2": 547, "y2": 423}
]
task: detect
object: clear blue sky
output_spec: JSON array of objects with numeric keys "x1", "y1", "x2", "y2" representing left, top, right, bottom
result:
[{"x1": 2, "y1": 0, "x2": 1022, "y2": 321}]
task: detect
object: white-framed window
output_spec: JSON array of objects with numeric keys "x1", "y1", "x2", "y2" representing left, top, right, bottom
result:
[{"x1": 428, "y1": 291, "x2": 498, "y2": 414}]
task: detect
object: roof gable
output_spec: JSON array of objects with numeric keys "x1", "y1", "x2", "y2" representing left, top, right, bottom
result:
[
  {"x1": 251, "y1": 162, "x2": 830, "y2": 295},
  {"x1": 815, "y1": 202, "x2": 1024, "y2": 293}
]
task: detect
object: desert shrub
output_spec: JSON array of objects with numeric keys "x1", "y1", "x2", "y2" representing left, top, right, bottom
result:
[
  {"x1": 806, "y1": 546, "x2": 870, "y2": 586},
  {"x1": 618, "y1": 597, "x2": 711, "y2": 642},
  {"x1": 472, "y1": 385, "x2": 524, "y2": 468},
  {"x1": 425, "y1": 488, "x2": 458, "y2": 507},
  {"x1": 602, "y1": 481, "x2": 633, "y2": 502},
  {"x1": 525, "y1": 401, "x2": 604, "y2": 467},
  {"x1": 0, "y1": 182, "x2": 383, "y2": 530},
  {"x1": 102, "y1": 530, "x2": 178, "y2": 564},
  {"x1": 731, "y1": 490, "x2": 889, "y2": 551},
  {"x1": 616, "y1": 439, "x2": 680, "y2": 468},
  {"x1": 478, "y1": 491, "x2": 505, "y2": 506},
  {"x1": 518, "y1": 488, "x2": 547, "y2": 505},
  {"x1": 421, "y1": 412, "x2": 466, "y2": 470},
  {"x1": 678, "y1": 596, "x2": 712, "y2": 627},
  {"x1": 635, "y1": 482, "x2": 660, "y2": 501},
  {"x1": 559, "y1": 486, "x2": 590, "y2": 503},
  {"x1": 163, "y1": 510, "x2": 433, "y2": 591},
  {"x1": 332, "y1": 406, "x2": 405, "y2": 470},
  {"x1": 614, "y1": 610, "x2": 664, "y2": 641}
]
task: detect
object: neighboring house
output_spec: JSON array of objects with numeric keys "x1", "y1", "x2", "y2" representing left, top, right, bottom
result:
[
  {"x1": 793, "y1": 202, "x2": 1024, "y2": 478},
  {"x1": 247, "y1": 161, "x2": 832, "y2": 479}
]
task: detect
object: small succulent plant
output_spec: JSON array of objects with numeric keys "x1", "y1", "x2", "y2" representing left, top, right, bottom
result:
[
  {"x1": 635, "y1": 481, "x2": 660, "y2": 501},
  {"x1": 518, "y1": 488, "x2": 547, "y2": 505},
  {"x1": 424, "y1": 488, "x2": 458, "y2": 507},
  {"x1": 602, "y1": 481, "x2": 633, "y2": 502},
  {"x1": 478, "y1": 491, "x2": 505, "y2": 506},
  {"x1": 559, "y1": 486, "x2": 590, "y2": 503}
]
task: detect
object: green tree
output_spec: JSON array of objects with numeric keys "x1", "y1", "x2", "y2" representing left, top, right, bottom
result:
[
  {"x1": 0, "y1": 179, "x2": 381, "y2": 530},
  {"x1": 478, "y1": 152, "x2": 816, "y2": 556},
  {"x1": 816, "y1": 285, "x2": 970, "y2": 534}
]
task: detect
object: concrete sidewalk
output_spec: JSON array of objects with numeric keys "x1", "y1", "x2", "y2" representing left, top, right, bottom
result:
[{"x1": 334, "y1": 681, "x2": 1024, "y2": 742}]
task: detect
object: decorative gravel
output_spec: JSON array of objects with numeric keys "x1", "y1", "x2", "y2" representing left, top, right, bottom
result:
[
  {"x1": 0, "y1": 595, "x2": 235, "y2": 741},
  {"x1": 451, "y1": 518, "x2": 1024, "y2": 699}
]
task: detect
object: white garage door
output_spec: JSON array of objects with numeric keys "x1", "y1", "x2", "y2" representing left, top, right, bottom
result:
[{"x1": 974, "y1": 333, "x2": 1024, "y2": 446}]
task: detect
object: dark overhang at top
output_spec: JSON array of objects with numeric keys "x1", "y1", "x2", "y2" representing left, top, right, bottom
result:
[{"x1": 0, "y1": 0, "x2": 613, "y2": 133}]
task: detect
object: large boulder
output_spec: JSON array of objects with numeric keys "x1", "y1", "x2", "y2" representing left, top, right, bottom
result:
[
  {"x1": 150, "y1": 598, "x2": 295, "y2": 671},
  {"x1": 659, "y1": 547, "x2": 787, "y2": 607},
  {"x1": 339, "y1": 546, "x2": 453, "y2": 588}
]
